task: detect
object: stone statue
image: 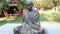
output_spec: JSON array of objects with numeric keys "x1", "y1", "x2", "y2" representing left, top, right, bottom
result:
[{"x1": 14, "y1": 1, "x2": 45, "y2": 34}]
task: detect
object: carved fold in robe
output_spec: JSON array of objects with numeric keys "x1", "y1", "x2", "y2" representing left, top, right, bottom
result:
[{"x1": 20, "y1": 9, "x2": 40, "y2": 34}]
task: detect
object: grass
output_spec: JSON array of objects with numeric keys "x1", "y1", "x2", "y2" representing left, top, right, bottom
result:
[
  {"x1": 40, "y1": 13, "x2": 47, "y2": 22},
  {"x1": 0, "y1": 16, "x2": 23, "y2": 26},
  {"x1": 7, "y1": 16, "x2": 23, "y2": 23},
  {"x1": 0, "y1": 20, "x2": 7, "y2": 26}
]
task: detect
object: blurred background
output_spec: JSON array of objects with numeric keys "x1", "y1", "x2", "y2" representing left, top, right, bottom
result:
[{"x1": 0, "y1": 0, "x2": 60, "y2": 26}]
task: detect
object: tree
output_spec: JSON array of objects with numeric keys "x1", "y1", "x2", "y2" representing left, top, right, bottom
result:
[
  {"x1": 33, "y1": 0, "x2": 42, "y2": 8},
  {"x1": 18, "y1": 0, "x2": 26, "y2": 9},
  {"x1": 42, "y1": 0, "x2": 54, "y2": 10},
  {"x1": 33, "y1": 0, "x2": 54, "y2": 10},
  {"x1": 55, "y1": 0, "x2": 60, "y2": 6},
  {"x1": 2, "y1": 0, "x2": 9, "y2": 19}
]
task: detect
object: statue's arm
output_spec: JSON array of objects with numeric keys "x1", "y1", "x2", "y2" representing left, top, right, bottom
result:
[
  {"x1": 35, "y1": 12, "x2": 40, "y2": 26},
  {"x1": 30, "y1": 11, "x2": 40, "y2": 26},
  {"x1": 28, "y1": 12, "x2": 40, "y2": 30},
  {"x1": 22, "y1": 11, "x2": 26, "y2": 23}
]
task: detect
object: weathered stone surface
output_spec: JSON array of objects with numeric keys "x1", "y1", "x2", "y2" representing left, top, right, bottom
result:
[
  {"x1": 14, "y1": 26, "x2": 45, "y2": 34},
  {"x1": 14, "y1": 26, "x2": 22, "y2": 34}
]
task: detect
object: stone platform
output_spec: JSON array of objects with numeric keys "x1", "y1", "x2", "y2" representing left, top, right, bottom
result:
[{"x1": 0, "y1": 22, "x2": 60, "y2": 34}]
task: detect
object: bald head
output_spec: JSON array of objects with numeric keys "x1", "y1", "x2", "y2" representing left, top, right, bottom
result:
[
  {"x1": 26, "y1": 1, "x2": 33, "y2": 6},
  {"x1": 25, "y1": 1, "x2": 34, "y2": 11}
]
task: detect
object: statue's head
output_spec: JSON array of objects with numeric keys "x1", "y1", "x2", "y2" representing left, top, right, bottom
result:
[{"x1": 26, "y1": 1, "x2": 33, "y2": 11}]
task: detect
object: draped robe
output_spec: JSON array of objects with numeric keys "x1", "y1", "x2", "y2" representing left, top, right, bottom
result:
[{"x1": 20, "y1": 9, "x2": 40, "y2": 34}]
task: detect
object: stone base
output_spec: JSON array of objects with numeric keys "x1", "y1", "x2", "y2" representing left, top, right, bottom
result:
[{"x1": 14, "y1": 26, "x2": 45, "y2": 34}]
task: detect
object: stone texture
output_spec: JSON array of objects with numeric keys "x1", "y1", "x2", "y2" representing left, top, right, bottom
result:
[{"x1": 14, "y1": 25, "x2": 45, "y2": 34}]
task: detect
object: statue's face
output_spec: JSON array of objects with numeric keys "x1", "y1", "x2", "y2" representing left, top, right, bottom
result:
[{"x1": 26, "y1": 3, "x2": 33, "y2": 11}]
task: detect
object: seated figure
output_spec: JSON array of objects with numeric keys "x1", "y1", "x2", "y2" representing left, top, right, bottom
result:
[{"x1": 14, "y1": 1, "x2": 45, "y2": 34}]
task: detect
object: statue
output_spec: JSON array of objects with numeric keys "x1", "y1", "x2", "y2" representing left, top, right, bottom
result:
[{"x1": 14, "y1": 1, "x2": 45, "y2": 34}]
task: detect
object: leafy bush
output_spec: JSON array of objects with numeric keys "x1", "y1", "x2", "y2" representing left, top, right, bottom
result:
[
  {"x1": 18, "y1": 0, "x2": 26, "y2": 9},
  {"x1": 2, "y1": 0, "x2": 9, "y2": 10},
  {"x1": 0, "y1": 4, "x2": 3, "y2": 10},
  {"x1": 39, "y1": 10, "x2": 60, "y2": 22}
]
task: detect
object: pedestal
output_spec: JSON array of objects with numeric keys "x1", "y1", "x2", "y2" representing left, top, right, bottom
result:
[{"x1": 14, "y1": 26, "x2": 45, "y2": 34}]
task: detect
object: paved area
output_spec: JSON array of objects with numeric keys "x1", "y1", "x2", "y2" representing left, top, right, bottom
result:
[
  {"x1": 41, "y1": 22, "x2": 60, "y2": 34},
  {"x1": 0, "y1": 22, "x2": 60, "y2": 34},
  {"x1": 0, "y1": 23, "x2": 21, "y2": 34}
]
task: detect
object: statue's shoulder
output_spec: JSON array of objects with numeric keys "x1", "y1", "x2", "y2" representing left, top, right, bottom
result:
[{"x1": 33, "y1": 9, "x2": 39, "y2": 14}]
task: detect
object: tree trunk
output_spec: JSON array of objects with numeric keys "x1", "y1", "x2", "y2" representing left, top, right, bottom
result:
[{"x1": 3, "y1": 10, "x2": 9, "y2": 19}]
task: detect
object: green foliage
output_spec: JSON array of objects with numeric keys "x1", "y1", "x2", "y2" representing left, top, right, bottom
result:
[
  {"x1": 0, "y1": 16, "x2": 22, "y2": 26},
  {"x1": 0, "y1": 4, "x2": 3, "y2": 10},
  {"x1": 0, "y1": 20, "x2": 7, "y2": 26},
  {"x1": 33, "y1": 0, "x2": 60, "y2": 9},
  {"x1": 18, "y1": 0, "x2": 26, "y2": 9},
  {"x1": 42, "y1": 0, "x2": 54, "y2": 8},
  {"x1": 33, "y1": 0, "x2": 42, "y2": 8},
  {"x1": 3, "y1": 3, "x2": 9, "y2": 10},
  {"x1": 33, "y1": 0, "x2": 54, "y2": 8},
  {"x1": 2, "y1": 0, "x2": 9, "y2": 10},
  {"x1": 40, "y1": 13, "x2": 47, "y2": 22},
  {"x1": 53, "y1": 0, "x2": 60, "y2": 6},
  {"x1": 56, "y1": 0, "x2": 60, "y2": 6},
  {"x1": 40, "y1": 10, "x2": 60, "y2": 22}
]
